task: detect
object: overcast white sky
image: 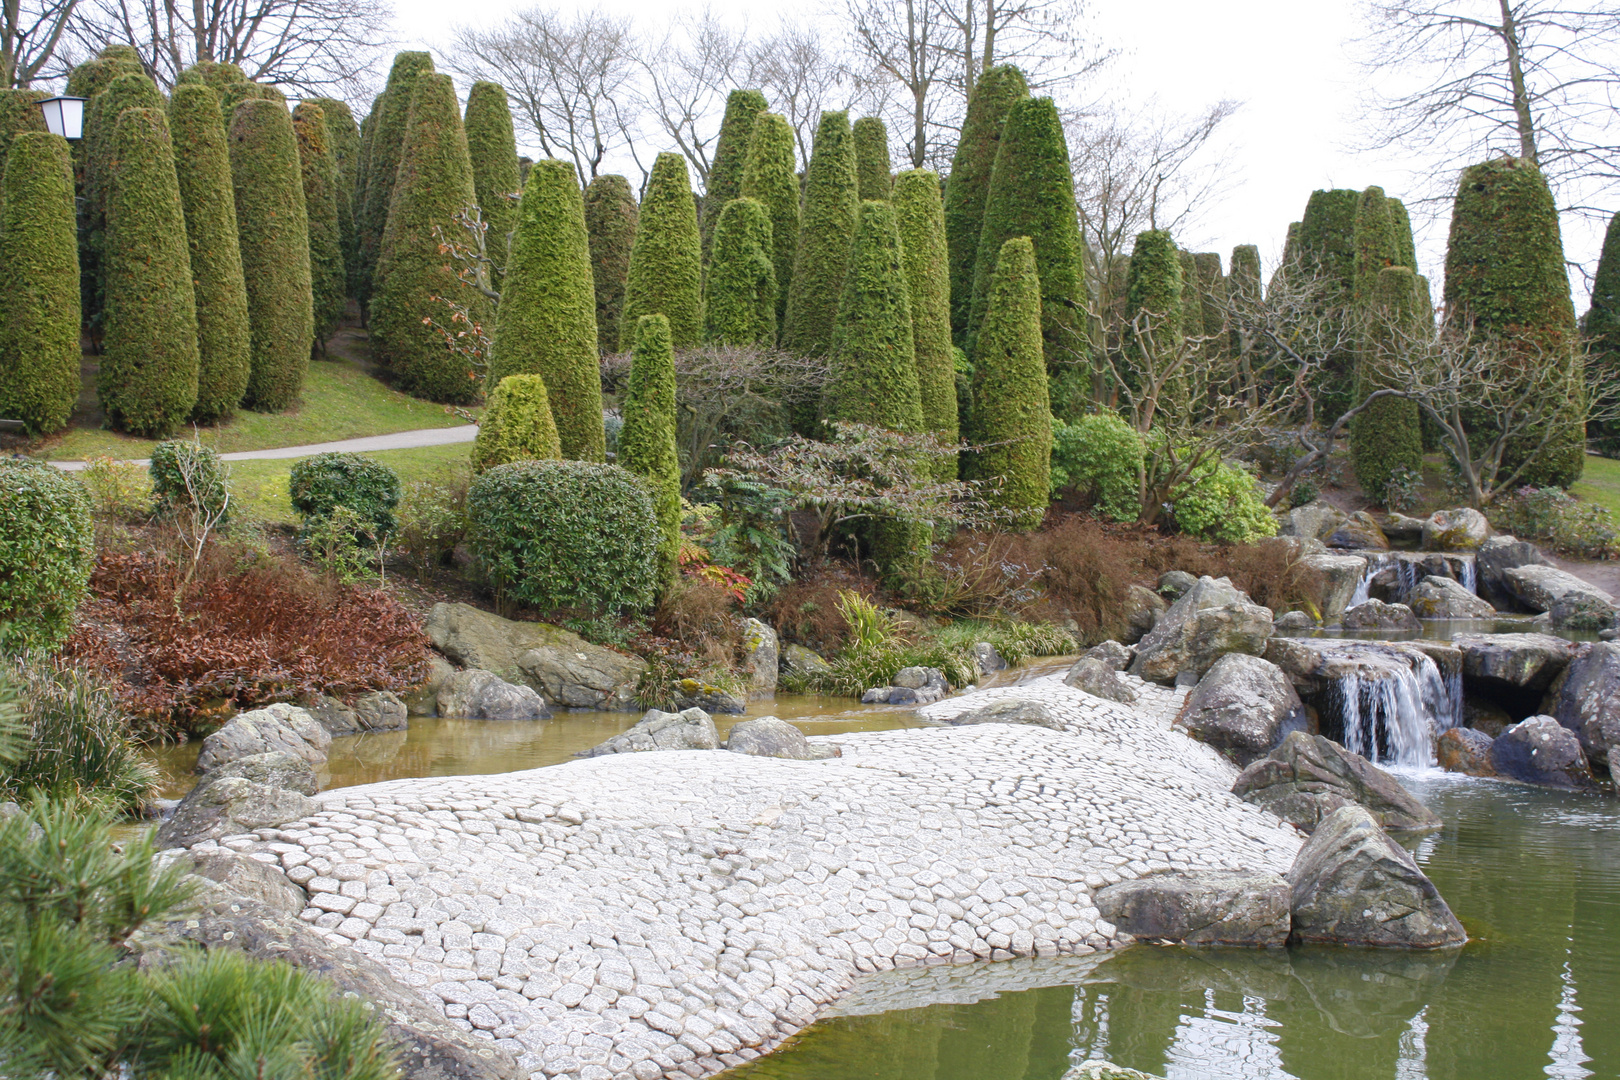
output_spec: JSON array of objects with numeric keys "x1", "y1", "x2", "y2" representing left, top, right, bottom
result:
[{"x1": 384, "y1": 0, "x2": 1607, "y2": 305}]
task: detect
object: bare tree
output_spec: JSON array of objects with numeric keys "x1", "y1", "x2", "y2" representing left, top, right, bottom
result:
[
  {"x1": 745, "y1": 20, "x2": 858, "y2": 166},
  {"x1": 3, "y1": 0, "x2": 78, "y2": 87},
  {"x1": 935, "y1": 0, "x2": 1111, "y2": 98},
  {"x1": 637, "y1": 8, "x2": 748, "y2": 190},
  {"x1": 845, "y1": 0, "x2": 952, "y2": 167}
]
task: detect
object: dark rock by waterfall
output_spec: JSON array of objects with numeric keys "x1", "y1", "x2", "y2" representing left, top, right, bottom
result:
[
  {"x1": 1476, "y1": 534, "x2": 1551, "y2": 610},
  {"x1": 1328, "y1": 511, "x2": 1390, "y2": 551},
  {"x1": 1540, "y1": 642, "x2": 1620, "y2": 769},
  {"x1": 1490, "y1": 716, "x2": 1599, "y2": 789},
  {"x1": 1177, "y1": 653, "x2": 1306, "y2": 765},
  {"x1": 1407, "y1": 575, "x2": 1497, "y2": 619},
  {"x1": 1502, "y1": 564, "x2": 1615, "y2": 614},
  {"x1": 1549, "y1": 593, "x2": 1620, "y2": 633},
  {"x1": 1232, "y1": 731, "x2": 1442, "y2": 834},
  {"x1": 1299, "y1": 552, "x2": 1368, "y2": 622},
  {"x1": 1436, "y1": 727, "x2": 1496, "y2": 777},
  {"x1": 1341, "y1": 599, "x2": 1421, "y2": 631},
  {"x1": 1454, "y1": 633, "x2": 1575, "y2": 692},
  {"x1": 1094, "y1": 870, "x2": 1291, "y2": 946}
]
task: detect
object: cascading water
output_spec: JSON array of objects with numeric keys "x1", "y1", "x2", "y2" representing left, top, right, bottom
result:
[
  {"x1": 1345, "y1": 553, "x2": 1477, "y2": 610},
  {"x1": 1459, "y1": 554, "x2": 1477, "y2": 596},
  {"x1": 1332, "y1": 649, "x2": 1461, "y2": 767}
]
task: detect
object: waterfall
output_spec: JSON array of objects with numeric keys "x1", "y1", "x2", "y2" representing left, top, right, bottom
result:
[
  {"x1": 1349, "y1": 554, "x2": 1386, "y2": 607},
  {"x1": 1459, "y1": 555, "x2": 1477, "y2": 596},
  {"x1": 1333, "y1": 650, "x2": 1459, "y2": 767}
]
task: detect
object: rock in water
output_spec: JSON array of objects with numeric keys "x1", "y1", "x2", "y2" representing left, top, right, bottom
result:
[
  {"x1": 435, "y1": 669, "x2": 550, "y2": 721},
  {"x1": 1453, "y1": 632, "x2": 1575, "y2": 691},
  {"x1": 1407, "y1": 575, "x2": 1497, "y2": 619},
  {"x1": 943, "y1": 698, "x2": 1065, "y2": 730},
  {"x1": 970, "y1": 641, "x2": 1007, "y2": 673},
  {"x1": 726, "y1": 716, "x2": 837, "y2": 759},
  {"x1": 1083, "y1": 640, "x2": 1134, "y2": 671},
  {"x1": 779, "y1": 643, "x2": 832, "y2": 683},
  {"x1": 1177, "y1": 653, "x2": 1306, "y2": 765},
  {"x1": 195, "y1": 704, "x2": 332, "y2": 773},
  {"x1": 306, "y1": 690, "x2": 409, "y2": 734},
  {"x1": 1549, "y1": 593, "x2": 1620, "y2": 633},
  {"x1": 1232, "y1": 731, "x2": 1441, "y2": 833},
  {"x1": 157, "y1": 776, "x2": 320, "y2": 849},
  {"x1": 197, "y1": 750, "x2": 318, "y2": 795},
  {"x1": 1063, "y1": 657, "x2": 1139, "y2": 703},
  {"x1": 1436, "y1": 727, "x2": 1496, "y2": 777},
  {"x1": 743, "y1": 618, "x2": 779, "y2": 699},
  {"x1": 1422, "y1": 508, "x2": 1490, "y2": 551},
  {"x1": 1128, "y1": 576, "x2": 1274, "y2": 684},
  {"x1": 1501, "y1": 564, "x2": 1614, "y2": 614},
  {"x1": 672, "y1": 679, "x2": 748, "y2": 714},
  {"x1": 1489, "y1": 716, "x2": 1597, "y2": 789},
  {"x1": 582, "y1": 708, "x2": 720, "y2": 755},
  {"x1": 1093, "y1": 870, "x2": 1291, "y2": 946},
  {"x1": 1274, "y1": 610, "x2": 1317, "y2": 631},
  {"x1": 1287, "y1": 805, "x2": 1465, "y2": 948},
  {"x1": 1540, "y1": 641, "x2": 1620, "y2": 768},
  {"x1": 1298, "y1": 551, "x2": 1370, "y2": 623},
  {"x1": 426, "y1": 601, "x2": 646, "y2": 710},
  {"x1": 1340, "y1": 599, "x2": 1421, "y2": 631}
]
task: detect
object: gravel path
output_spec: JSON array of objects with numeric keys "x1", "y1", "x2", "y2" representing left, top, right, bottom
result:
[{"x1": 47, "y1": 424, "x2": 478, "y2": 471}]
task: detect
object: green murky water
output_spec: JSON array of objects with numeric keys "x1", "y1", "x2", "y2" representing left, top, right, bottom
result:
[{"x1": 721, "y1": 773, "x2": 1620, "y2": 1080}]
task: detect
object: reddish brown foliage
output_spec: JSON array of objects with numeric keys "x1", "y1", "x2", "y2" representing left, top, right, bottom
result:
[{"x1": 764, "y1": 562, "x2": 882, "y2": 654}]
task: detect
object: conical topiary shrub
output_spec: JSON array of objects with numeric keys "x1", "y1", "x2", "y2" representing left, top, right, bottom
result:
[
  {"x1": 357, "y1": 51, "x2": 434, "y2": 313},
  {"x1": 823, "y1": 200, "x2": 923, "y2": 431},
  {"x1": 620, "y1": 314, "x2": 683, "y2": 585},
  {"x1": 168, "y1": 83, "x2": 251, "y2": 422},
  {"x1": 740, "y1": 111, "x2": 799, "y2": 329},
  {"x1": 701, "y1": 89, "x2": 768, "y2": 261},
  {"x1": 1297, "y1": 187, "x2": 1360, "y2": 419},
  {"x1": 584, "y1": 174, "x2": 637, "y2": 355},
  {"x1": 0, "y1": 133, "x2": 80, "y2": 435},
  {"x1": 782, "y1": 110, "x2": 858, "y2": 358},
  {"x1": 1193, "y1": 252, "x2": 1227, "y2": 361},
  {"x1": 472, "y1": 374, "x2": 562, "y2": 474},
  {"x1": 620, "y1": 151, "x2": 703, "y2": 351},
  {"x1": 490, "y1": 159, "x2": 604, "y2": 462},
  {"x1": 1351, "y1": 266, "x2": 1426, "y2": 501},
  {"x1": 308, "y1": 96, "x2": 361, "y2": 300},
  {"x1": 463, "y1": 81, "x2": 522, "y2": 280},
  {"x1": 973, "y1": 236, "x2": 1052, "y2": 530},
  {"x1": 0, "y1": 90, "x2": 46, "y2": 185},
  {"x1": 81, "y1": 72, "x2": 165, "y2": 336},
  {"x1": 100, "y1": 108, "x2": 200, "y2": 436},
  {"x1": 853, "y1": 115, "x2": 891, "y2": 201},
  {"x1": 293, "y1": 102, "x2": 347, "y2": 349},
  {"x1": 229, "y1": 97, "x2": 314, "y2": 412},
  {"x1": 1124, "y1": 229, "x2": 1183, "y2": 389},
  {"x1": 703, "y1": 198, "x2": 776, "y2": 346},
  {"x1": 1587, "y1": 210, "x2": 1620, "y2": 389},
  {"x1": 893, "y1": 169, "x2": 958, "y2": 466},
  {"x1": 944, "y1": 64, "x2": 1027, "y2": 341}
]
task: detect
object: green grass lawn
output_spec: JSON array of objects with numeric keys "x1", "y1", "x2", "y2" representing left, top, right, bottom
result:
[
  {"x1": 1573, "y1": 454, "x2": 1620, "y2": 516},
  {"x1": 229, "y1": 442, "x2": 472, "y2": 524}
]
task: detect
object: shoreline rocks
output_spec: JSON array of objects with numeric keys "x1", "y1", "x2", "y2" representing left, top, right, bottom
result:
[
  {"x1": 1231, "y1": 731, "x2": 1442, "y2": 834},
  {"x1": 1176, "y1": 653, "x2": 1306, "y2": 766},
  {"x1": 196, "y1": 703, "x2": 331, "y2": 774},
  {"x1": 426, "y1": 602, "x2": 645, "y2": 711},
  {"x1": 580, "y1": 707, "x2": 721, "y2": 756},
  {"x1": 1129, "y1": 576, "x2": 1274, "y2": 685},
  {"x1": 436, "y1": 670, "x2": 550, "y2": 722},
  {"x1": 1094, "y1": 871, "x2": 1291, "y2": 947}
]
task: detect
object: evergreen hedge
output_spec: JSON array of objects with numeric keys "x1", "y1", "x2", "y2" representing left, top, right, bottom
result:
[
  {"x1": 584, "y1": 174, "x2": 637, "y2": 355},
  {"x1": 1444, "y1": 156, "x2": 1585, "y2": 487},
  {"x1": 944, "y1": 64, "x2": 1027, "y2": 341},
  {"x1": 620, "y1": 314, "x2": 683, "y2": 585},
  {"x1": 1125, "y1": 229, "x2": 1183, "y2": 367},
  {"x1": 782, "y1": 110, "x2": 858, "y2": 359},
  {"x1": 972, "y1": 236, "x2": 1052, "y2": 531},
  {"x1": 0, "y1": 89, "x2": 46, "y2": 185},
  {"x1": 853, "y1": 115, "x2": 891, "y2": 201},
  {"x1": 308, "y1": 96, "x2": 360, "y2": 300},
  {"x1": 175, "y1": 61, "x2": 249, "y2": 128},
  {"x1": 1178, "y1": 249, "x2": 1205, "y2": 349},
  {"x1": 701, "y1": 89, "x2": 768, "y2": 261},
  {"x1": 0, "y1": 459, "x2": 95, "y2": 653},
  {"x1": 1351, "y1": 186, "x2": 1399, "y2": 304},
  {"x1": 229, "y1": 98, "x2": 313, "y2": 412},
  {"x1": 1392, "y1": 198, "x2": 1417, "y2": 270},
  {"x1": 739, "y1": 112, "x2": 799, "y2": 329},
  {"x1": 357, "y1": 51, "x2": 434, "y2": 312},
  {"x1": 1351, "y1": 266, "x2": 1426, "y2": 501},
  {"x1": 490, "y1": 159, "x2": 605, "y2": 462},
  {"x1": 463, "y1": 81, "x2": 522, "y2": 280},
  {"x1": 1587, "y1": 210, "x2": 1620, "y2": 389},
  {"x1": 1193, "y1": 252, "x2": 1227, "y2": 360},
  {"x1": 703, "y1": 198, "x2": 777, "y2": 346},
  {"x1": 472, "y1": 374, "x2": 562, "y2": 474},
  {"x1": 81, "y1": 72, "x2": 165, "y2": 337},
  {"x1": 1297, "y1": 188, "x2": 1360, "y2": 418},
  {"x1": 289, "y1": 452, "x2": 400, "y2": 538},
  {"x1": 893, "y1": 169, "x2": 959, "y2": 463},
  {"x1": 292, "y1": 102, "x2": 347, "y2": 348},
  {"x1": 0, "y1": 133, "x2": 80, "y2": 435},
  {"x1": 371, "y1": 73, "x2": 488, "y2": 402},
  {"x1": 823, "y1": 200, "x2": 923, "y2": 432},
  {"x1": 620, "y1": 151, "x2": 703, "y2": 351},
  {"x1": 1229, "y1": 243, "x2": 1261, "y2": 361},
  {"x1": 65, "y1": 54, "x2": 143, "y2": 99},
  {"x1": 100, "y1": 108, "x2": 199, "y2": 437},
  {"x1": 167, "y1": 84, "x2": 251, "y2": 422}
]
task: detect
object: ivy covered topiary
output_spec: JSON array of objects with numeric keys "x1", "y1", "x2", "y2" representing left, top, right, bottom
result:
[
  {"x1": 168, "y1": 84, "x2": 251, "y2": 423},
  {"x1": 823, "y1": 200, "x2": 923, "y2": 432},
  {"x1": 1170, "y1": 460, "x2": 1277, "y2": 543},
  {"x1": 100, "y1": 108, "x2": 200, "y2": 437},
  {"x1": 1350, "y1": 266, "x2": 1426, "y2": 501},
  {"x1": 703, "y1": 198, "x2": 777, "y2": 346},
  {"x1": 289, "y1": 452, "x2": 401, "y2": 537},
  {"x1": 467, "y1": 460, "x2": 660, "y2": 615},
  {"x1": 472, "y1": 374, "x2": 561, "y2": 474},
  {"x1": 852, "y1": 115, "x2": 891, "y2": 201},
  {"x1": 584, "y1": 174, "x2": 637, "y2": 355},
  {"x1": 620, "y1": 151, "x2": 703, "y2": 351},
  {"x1": 1124, "y1": 229, "x2": 1183, "y2": 365},
  {"x1": 971, "y1": 236, "x2": 1051, "y2": 530},
  {"x1": 357, "y1": 51, "x2": 434, "y2": 312},
  {"x1": 1444, "y1": 156, "x2": 1584, "y2": 487},
  {"x1": 0, "y1": 134, "x2": 80, "y2": 436},
  {"x1": 620, "y1": 314, "x2": 683, "y2": 585},
  {"x1": 782, "y1": 110, "x2": 858, "y2": 359},
  {"x1": 292, "y1": 102, "x2": 347, "y2": 348},
  {"x1": 463, "y1": 81, "x2": 522, "y2": 280},
  {"x1": 944, "y1": 64, "x2": 1027, "y2": 341},
  {"x1": 491, "y1": 159, "x2": 604, "y2": 462},
  {"x1": 739, "y1": 112, "x2": 799, "y2": 329},
  {"x1": 0, "y1": 459, "x2": 95, "y2": 653},
  {"x1": 893, "y1": 169, "x2": 958, "y2": 464},
  {"x1": 229, "y1": 98, "x2": 313, "y2": 412},
  {"x1": 701, "y1": 89, "x2": 768, "y2": 261},
  {"x1": 371, "y1": 73, "x2": 489, "y2": 403},
  {"x1": 306, "y1": 97, "x2": 360, "y2": 299}
]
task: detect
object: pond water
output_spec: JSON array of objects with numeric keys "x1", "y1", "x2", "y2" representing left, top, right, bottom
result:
[{"x1": 717, "y1": 772, "x2": 1620, "y2": 1080}]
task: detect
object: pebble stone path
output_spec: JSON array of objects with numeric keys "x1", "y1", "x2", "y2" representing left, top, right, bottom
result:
[{"x1": 169, "y1": 672, "x2": 1303, "y2": 1080}]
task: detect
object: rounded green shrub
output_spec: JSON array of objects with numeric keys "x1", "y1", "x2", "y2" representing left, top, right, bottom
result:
[
  {"x1": 620, "y1": 314, "x2": 683, "y2": 585},
  {"x1": 491, "y1": 159, "x2": 605, "y2": 462},
  {"x1": 893, "y1": 169, "x2": 958, "y2": 463},
  {"x1": 703, "y1": 198, "x2": 777, "y2": 346},
  {"x1": 65, "y1": 53, "x2": 143, "y2": 100},
  {"x1": 463, "y1": 81, "x2": 522, "y2": 280},
  {"x1": 293, "y1": 102, "x2": 347, "y2": 347},
  {"x1": 584, "y1": 174, "x2": 638, "y2": 355},
  {"x1": 230, "y1": 97, "x2": 314, "y2": 412},
  {"x1": 149, "y1": 439, "x2": 230, "y2": 522},
  {"x1": 467, "y1": 459, "x2": 659, "y2": 614},
  {"x1": 0, "y1": 133, "x2": 80, "y2": 436},
  {"x1": 472, "y1": 374, "x2": 562, "y2": 474},
  {"x1": 823, "y1": 201, "x2": 923, "y2": 431},
  {"x1": 0, "y1": 459, "x2": 95, "y2": 653},
  {"x1": 358, "y1": 51, "x2": 434, "y2": 311},
  {"x1": 1050, "y1": 412, "x2": 1143, "y2": 522},
  {"x1": 1170, "y1": 459, "x2": 1277, "y2": 543},
  {"x1": 100, "y1": 107, "x2": 200, "y2": 437},
  {"x1": 307, "y1": 97, "x2": 361, "y2": 299},
  {"x1": 852, "y1": 115, "x2": 891, "y2": 201},
  {"x1": 701, "y1": 89, "x2": 768, "y2": 260},
  {"x1": 944, "y1": 64, "x2": 1027, "y2": 340},
  {"x1": 740, "y1": 112, "x2": 799, "y2": 329},
  {"x1": 288, "y1": 452, "x2": 401, "y2": 538},
  {"x1": 782, "y1": 110, "x2": 858, "y2": 359},
  {"x1": 971, "y1": 236, "x2": 1051, "y2": 530},
  {"x1": 620, "y1": 151, "x2": 703, "y2": 351},
  {"x1": 168, "y1": 84, "x2": 252, "y2": 423}
]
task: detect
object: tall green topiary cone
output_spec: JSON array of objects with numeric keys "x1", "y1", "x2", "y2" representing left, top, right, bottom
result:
[
  {"x1": 0, "y1": 133, "x2": 80, "y2": 435},
  {"x1": 463, "y1": 81, "x2": 522, "y2": 280},
  {"x1": 0, "y1": 90, "x2": 46, "y2": 185},
  {"x1": 100, "y1": 108, "x2": 200, "y2": 436},
  {"x1": 620, "y1": 151, "x2": 703, "y2": 352},
  {"x1": 65, "y1": 54, "x2": 143, "y2": 99},
  {"x1": 1351, "y1": 186, "x2": 1401, "y2": 304},
  {"x1": 703, "y1": 198, "x2": 777, "y2": 346},
  {"x1": 371, "y1": 74, "x2": 488, "y2": 403},
  {"x1": 358, "y1": 51, "x2": 434, "y2": 313},
  {"x1": 823, "y1": 200, "x2": 923, "y2": 431},
  {"x1": 1391, "y1": 198, "x2": 1417, "y2": 270},
  {"x1": 1192, "y1": 253, "x2": 1227, "y2": 360},
  {"x1": 739, "y1": 112, "x2": 799, "y2": 329},
  {"x1": 308, "y1": 96, "x2": 361, "y2": 300},
  {"x1": 1351, "y1": 266, "x2": 1426, "y2": 501},
  {"x1": 1297, "y1": 188, "x2": 1360, "y2": 418},
  {"x1": 967, "y1": 96, "x2": 1089, "y2": 416},
  {"x1": 1177, "y1": 250, "x2": 1205, "y2": 351},
  {"x1": 472, "y1": 374, "x2": 561, "y2": 474},
  {"x1": 944, "y1": 64, "x2": 1028, "y2": 342},
  {"x1": 853, "y1": 115, "x2": 891, "y2": 201},
  {"x1": 701, "y1": 89, "x2": 768, "y2": 261},
  {"x1": 584, "y1": 174, "x2": 637, "y2": 355},
  {"x1": 893, "y1": 169, "x2": 959, "y2": 466},
  {"x1": 972, "y1": 236, "x2": 1052, "y2": 531},
  {"x1": 1444, "y1": 156, "x2": 1585, "y2": 487},
  {"x1": 782, "y1": 110, "x2": 858, "y2": 358},
  {"x1": 621, "y1": 314, "x2": 683, "y2": 585},
  {"x1": 293, "y1": 102, "x2": 347, "y2": 349},
  {"x1": 1586, "y1": 211, "x2": 1620, "y2": 388},
  {"x1": 168, "y1": 84, "x2": 251, "y2": 423},
  {"x1": 1124, "y1": 230, "x2": 1183, "y2": 384},
  {"x1": 1229, "y1": 243, "x2": 1262, "y2": 386},
  {"x1": 491, "y1": 159, "x2": 604, "y2": 462},
  {"x1": 81, "y1": 72, "x2": 165, "y2": 337},
  {"x1": 176, "y1": 61, "x2": 250, "y2": 126},
  {"x1": 229, "y1": 97, "x2": 314, "y2": 412}
]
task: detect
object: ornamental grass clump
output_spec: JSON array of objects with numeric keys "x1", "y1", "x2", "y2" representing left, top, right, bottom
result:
[{"x1": 0, "y1": 460, "x2": 95, "y2": 654}]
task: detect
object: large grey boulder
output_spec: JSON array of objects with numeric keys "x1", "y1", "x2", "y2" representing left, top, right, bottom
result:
[
  {"x1": 426, "y1": 602, "x2": 645, "y2": 710},
  {"x1": 1549, "y1": 593, "x2": 1620, "y2": 632},
  {"x1": 1476, "y1": 534, "x2": 1551, "y2": 609},
  {"x1": 1328, "y1": 511, "x2": 1390, "y2": 551},
  {"x1": 1157, "y1": 570, "x2": 1199, "y2": 601},
  {"x1": 1540, "y1": 642, "x2": 1620, "y2": 767},
  {"x1": 581, "y1": 707, "x2": 720, "y2": 756},
  {"x1": 672, "y1": 679, "x2": 748, "y2": 714},
  {"x1": 1436, "y1": 727, "x2": 1496, "y2": 777},
  {"x1": 1274, "y1": 610, "x2": 1317, "y2": 631},
  {"x1": 1279, "y1": 501, "x2": 1347, "y2": 543},
  {"x1": 1122, "y1": 584, "x2": 1167, "y2": 644},
  {"x1": 1453, "y1": 632, "x2": 1575, "y2": 691},
  {"x1": 1178, "y1": 653, "x2": 1307, "y2": 765},
  {"x1": 195, "y1": 704, "x2": 331, "y2": 773},
  {"x1": 1489, "y1": 716, "x2": 1597, "y2": 789},
  {"x1": 1422, "y1": 508, "x2": 1490, "y2": 552},
  {"x1": 306, "y1": 691, "x2": 408, "y2": 735},
  {"x1": 435, "y1": 669, "x2": 550, "y2": 721},
  {"x1": 1129, "y1": 576, "x2": 1274, "y2": 684},
  {"x1": 942, "y1": 698, "x2": 1065, "y2": 730},
  {"x1": 404, "y1": 655, "x2": 457, "y2": 717},
  {"x1": 156, "y1": 776, "x2": 320, "y2": 849},
  {"x1": 197, "y1": 750, "x2": 317, "y2": 795},
  {"x1": 1501, "y1": 564, "x2": 1613, "y2": 614},
  {"x1": 1340, "y1": 600, "x2": 1421, "y2": 632},
  {"x1": 180, "y1": 849, "x2": 308, "y2": 916},
  {"x1": 1094, "y1": 870, "x2": 1291, "y2": 947},
  {"x1": 1083, "y1": 640, "x2": 1134, "y2": 671},
  {"x1": 779, "y1": 643, "x2": 832, "y2": 683},
  {"x1": 1232, "y1": 731, "x2": 1441, "y2": 834},
  {"x1": 1382, "y1": 513, "x2": 1427, "y2": 542},
  {"x1": 1407, "y1": 575, "x2": 1497, "y2": 619},
  {"x1": 1063, "y1": 657, "x2": 1139, "y2": 703},
  {"x1": 1287, "y1": 805, "x2": 1465, "y2": 949},
  {"x1": 1299, "y1": 552, "x2": 1369, "y2": 622},
  {"x1": 743, "y1": 618, "x2": 779, "y2": 699},
  {"x1": 970, "y1": 641, "x2": 1008, "y2": 674},
  {"x1": 725, "y1": 716, "x2": 837, "y2": 759}
]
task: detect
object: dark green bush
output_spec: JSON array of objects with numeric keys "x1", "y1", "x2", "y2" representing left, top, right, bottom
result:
[
  {"x1": 0, "y1": 459, "x2": 95, "y2": 654},
  {"x1": 467, "y1": 459, "x2": 659, "y2": 615},
  {"x1": 288, "y1": 452, "x2": 401, "y2": 538},
  {"x1": 584, "y1": 174, "x2": 638, "y2": 355},
  {"x1": 357, "y1": 51, "x2": 434, "y2": 311},
  {"x1": 463, "y1": 80, "x2": 522, "y2": 279},
  {"x1": 944, "y1": 64, "x2": 1027, "y2": 340},
  {"x1": 620, "y1": 315, "x2": 683, "y2": 585},
  {"x1": 293, "y1": 101, "x2": 347, "y2": 346},
  {"x1": 472, "y1": 374, "x2": 562, "y2": 474},
  {"x1": 781, "y1": 110, "x2": 858, "y2": 359},
  {"x1": 1050, "y1": 412, "x2": 1143, "y2": 522},
  {"x1": 149, "y1": 439, "x2": 231, "y2": 523},
  {"x1": 739, "y1": 112, "x2": 799, "y2": 329},
  {"x1": 701, "y1": 89, "x2": 768, "y2": 260}
]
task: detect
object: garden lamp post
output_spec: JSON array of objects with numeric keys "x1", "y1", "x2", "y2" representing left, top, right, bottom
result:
[{"x1": 35, "y1": 96, "x2": 86, "y2": 140}]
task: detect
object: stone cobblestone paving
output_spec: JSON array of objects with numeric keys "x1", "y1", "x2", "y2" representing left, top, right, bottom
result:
[{"x1": 165, "y1": 672, "x2": 1302, "y2": 1080}]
